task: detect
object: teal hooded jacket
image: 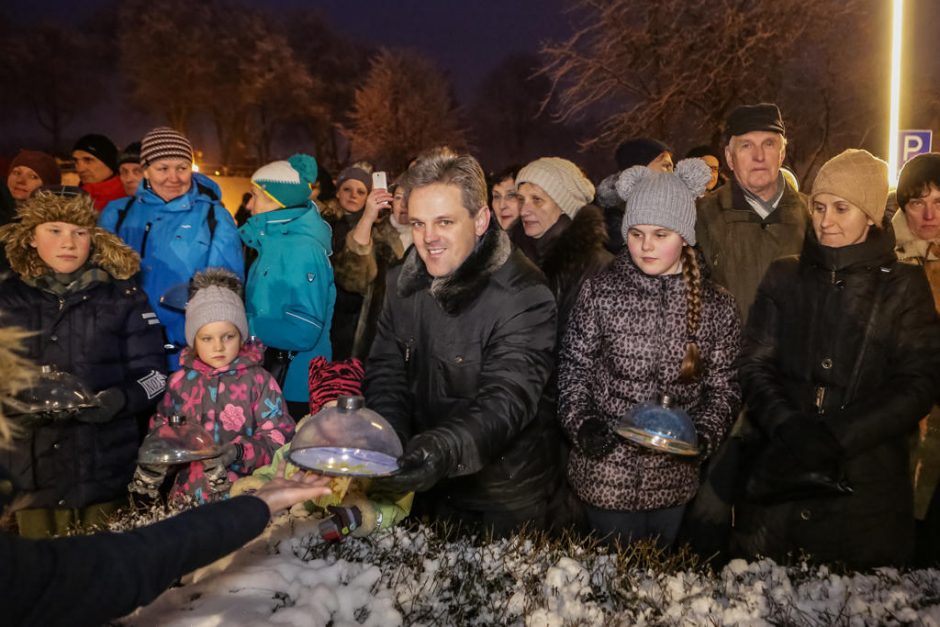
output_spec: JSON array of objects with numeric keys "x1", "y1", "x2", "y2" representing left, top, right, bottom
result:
[{"x1": 240, "y1": 203, "x2": 336, "y2": 404}]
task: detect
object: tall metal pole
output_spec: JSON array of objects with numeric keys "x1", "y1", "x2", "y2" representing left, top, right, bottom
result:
[{"x1": 888, "y1": 0, "x2": 904, "y2": 184}]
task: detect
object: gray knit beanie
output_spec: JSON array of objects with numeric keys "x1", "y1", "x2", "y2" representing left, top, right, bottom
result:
[
  {"x1": 516, "y1": 157, "x2": 594, "y2": 218},
  {"x1": 184, "y1": 269, "x2": 249, "y2": 347},
  {"x1": 617, "y1": 158, "x2": 711, "y2": 245}
]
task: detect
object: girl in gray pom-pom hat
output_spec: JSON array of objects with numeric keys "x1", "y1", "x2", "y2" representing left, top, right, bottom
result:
[
  {"x1": 130, "y1": 268, "x2": 296, "y2": 507},
  {"x1": 557, "y1": 159, "x2": 742, "y2": 547}
]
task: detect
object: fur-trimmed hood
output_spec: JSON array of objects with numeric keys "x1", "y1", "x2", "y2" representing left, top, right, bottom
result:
[
  {"x1": 893, "y1": 207, "x2": 939, "y2": 262},
  {"x1": 396, "y1": 220, "x2": 512, "y2": 315},
  {"x1": 0, "y1": 191, "x2": 139, "y2": 280}
]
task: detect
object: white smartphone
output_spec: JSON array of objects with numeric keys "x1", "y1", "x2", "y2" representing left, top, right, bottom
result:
[{"x1": 372, "y1": 171, "x2": 388, "y2": 190}]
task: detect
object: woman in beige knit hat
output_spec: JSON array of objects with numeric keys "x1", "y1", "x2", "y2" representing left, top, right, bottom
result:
[
  {"x1": 512, "y1": 157, "x2": 613, "y2": 329},
  {"x1": 733, "y1": 149, "x2": 940, "y2": 568}
]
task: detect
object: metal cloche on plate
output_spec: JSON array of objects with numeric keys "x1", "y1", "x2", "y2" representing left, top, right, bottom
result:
[
  {"x1": 137, "y1": 414, "x2": 221, "y2": 465},
  {"x1": 615, "y1": 393, "x2": 699, "y2": 456},
  {"x1": 5, "y1": 364, "x2": 99, "y2": 417},
  {"x1": 288, "y1": 395, "x2": 403, "y2": 477}
]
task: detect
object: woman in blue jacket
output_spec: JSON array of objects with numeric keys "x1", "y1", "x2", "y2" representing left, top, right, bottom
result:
[
  {"x1": 0, "y1": 190, "x2": 167, "y2": 538},
  {"x1": 241, "y1": 154, "x2": 336, "y2": 418},
  {"x1": 99, "y1": 127, "x2": 244, "y2": 371}
]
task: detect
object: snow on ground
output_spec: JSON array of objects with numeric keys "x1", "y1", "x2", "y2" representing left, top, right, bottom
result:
[{"x1": 117, "y1": 511, "x2": 940, "y2": 626}]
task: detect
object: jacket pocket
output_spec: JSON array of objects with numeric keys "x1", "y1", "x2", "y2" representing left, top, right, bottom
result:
[{"x1": 434, "y1": 341, "x2": 482, "y2": 399}]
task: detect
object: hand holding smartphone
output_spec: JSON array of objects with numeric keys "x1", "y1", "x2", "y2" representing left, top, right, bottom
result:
[{"x1": 372, "y1": 171, "x2": 388, "y2": 191}]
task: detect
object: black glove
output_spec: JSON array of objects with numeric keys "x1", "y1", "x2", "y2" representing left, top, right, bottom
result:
[
  {"x1": 772, "y1": 415, "x2": 842, "y2": 470},
  {"x1": 76, "y1": 388, "x2": 126, "y2": 424},
  {"x1": 319, "y1": 505, "x2": 363, "y2": 542},
  {"x1": 577, "y1": 418, "x2": 617, "y2": 459},
  {"x1": 371, "y1": 430, "x2": 456, "y2": 494}
]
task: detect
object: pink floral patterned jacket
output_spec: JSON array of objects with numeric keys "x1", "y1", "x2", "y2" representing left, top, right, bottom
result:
[{"x1": 151, "y1": 340, "x2": 295, "y2": 505}]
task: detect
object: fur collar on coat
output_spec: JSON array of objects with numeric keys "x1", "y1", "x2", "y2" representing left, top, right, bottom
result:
[{"x1": 396, "y1": 220, "x2": 512, "y2": 315}]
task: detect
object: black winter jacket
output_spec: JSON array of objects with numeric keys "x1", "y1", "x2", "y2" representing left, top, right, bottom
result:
[
  {"x1": 734, "y1": 225, "x2": 940, "y2": 567},
  {"x1": 0, "y1": 276, "x2": 166, "y2": 509},
  {"x1": 365, "y1": 223, "x2": 559, "y2": 513},
  {"x1": 511, "y1": 204, "x2": 613, "y2": 333}
]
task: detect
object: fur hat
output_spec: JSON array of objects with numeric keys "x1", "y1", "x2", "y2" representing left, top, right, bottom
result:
[
  {"x1": 0, "y1": 190, "x2": 139, "y2": 280},
  {"x1": 516, "y1": 157, "x2": 595, "y2": 218},
  {"x1": 9, "y1": 149, "x2": 61, "y2": 187},
  {"x1": 811, "y1": 149, "x2": 888, "y2": 226},
  {"x1": 617, "y1": 158, "x2": 712, "y2": 245},
  {"x1": 184, "y1": 268, "x2": 249, "y2": 348},
  {"x1": 251, "y1": 154, "x2": 318, "y2": 208},
  {"x1": 72, "y1": 134, "x2": 119, "y2": 174},
  {"x1": 140, "y1": 127, "x2": 194, "y2": 167}
]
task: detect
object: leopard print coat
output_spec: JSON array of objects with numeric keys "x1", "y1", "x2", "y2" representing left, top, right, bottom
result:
[{"x1": 558, "y1": 253, "x2": 742, "y2": 511}]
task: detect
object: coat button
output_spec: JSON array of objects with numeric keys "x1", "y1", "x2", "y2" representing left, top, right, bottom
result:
[
  {"x1": 800, "y1": 509, "x2": 812, "y2": 521},
  {"x1": 454, "y1": 356, "x2": 463, "y2": 364},
  {"x1": 0, "y1": 480, "x2": 12, "y2": 495},
  {"x1": 49, "y1": 335, "x2": 58, "y2": 342},
  {"x1": 821, "y1": 358, "x2": 833, "y2": 369},
  {"x1": 53, "y1": 442, "x2": 61, "y2": 450},
  {"x1": 58, "y1": 499, "x2": 66, "y2": 506},
  {"x1": 834, "y1": 280, "x2": 846, "y2": 289}
]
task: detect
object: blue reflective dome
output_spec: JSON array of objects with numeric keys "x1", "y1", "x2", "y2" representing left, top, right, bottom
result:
[{"x1": 615, "y1": 394, "x2": 699, "y2": 456}]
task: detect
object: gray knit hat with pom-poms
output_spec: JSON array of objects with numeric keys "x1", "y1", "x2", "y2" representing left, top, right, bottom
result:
[
  {"x1": 251, "y1": 154, "x2": 318, "y2": 208},
  {"x1": 184, "y1": 268, "x2": 249, "y2": 348},
  {"x1": 617, "y1": 158, "x2": 711, "y2": 246}
]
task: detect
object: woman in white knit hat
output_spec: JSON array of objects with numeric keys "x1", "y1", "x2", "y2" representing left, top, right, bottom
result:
[
  {"x1": 558, "y1": 159, "x2": 741, "y2": 548},
  {"x1": 513, "y1": 156, "x2": 613, "y2": 330}
]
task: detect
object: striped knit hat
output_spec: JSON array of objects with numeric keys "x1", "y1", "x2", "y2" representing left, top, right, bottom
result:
[
  {"x1": 251, "y1": 154, "x2": 319, "y2": 208},
  {"x1": 140, "y1": 127, "x2": 194, "y2": 167}
]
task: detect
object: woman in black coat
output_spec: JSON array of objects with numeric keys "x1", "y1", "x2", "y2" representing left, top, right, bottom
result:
[
  {"x1": 732, "y1": 150, "x2": 940, "y2": 568},
  {"x1": 0, "y1": 190, "x2": 167, "y2": 537}
]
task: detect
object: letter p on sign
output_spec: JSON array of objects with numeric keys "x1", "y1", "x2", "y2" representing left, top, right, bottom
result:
[{"x1": 900, "y1": 130, "x2": 933, "y2": 167}]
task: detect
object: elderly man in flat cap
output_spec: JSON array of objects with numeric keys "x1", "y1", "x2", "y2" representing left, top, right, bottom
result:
[{"x1": 695, "y1": 103, "x2": 809, "y2": 321}]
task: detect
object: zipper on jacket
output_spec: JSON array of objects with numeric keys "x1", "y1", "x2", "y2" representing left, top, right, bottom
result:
[
  {"x1": 404, "y1": 337, "x2": 414, "y2": 364},
  {"x1": 57, "y1": 296, "x2": 65, "y2": 312},
  {"x1": 140, "y1": 222, "x2": 152, "y2": 258}
]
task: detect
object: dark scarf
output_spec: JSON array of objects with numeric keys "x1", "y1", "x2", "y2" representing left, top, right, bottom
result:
[{"x1": 24, "y1": 261, "x2": 110, "y2": 296}]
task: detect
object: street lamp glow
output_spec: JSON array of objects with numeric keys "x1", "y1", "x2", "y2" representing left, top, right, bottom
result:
[{"x1": 888, "y1": 0, "x2": 903, "y2": 185}]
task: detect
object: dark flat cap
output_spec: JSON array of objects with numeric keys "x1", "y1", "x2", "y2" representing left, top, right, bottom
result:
[{"x1": 725, "y1": 103, "x2": 785, "y2": 140}]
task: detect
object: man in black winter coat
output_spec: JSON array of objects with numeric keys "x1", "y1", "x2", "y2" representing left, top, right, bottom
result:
[{"x1": 365, "y1": 151, "x2": 559, "y2": 537}]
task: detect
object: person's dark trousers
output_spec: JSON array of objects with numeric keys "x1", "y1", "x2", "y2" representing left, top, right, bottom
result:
[
  {"x1": 415, "y1": 497, "x2": 549, "y2": 540},
  {"x1": 915, "y1": 487, "x2": 940, "y2": 568},
  {"x1": 584, "y1": 503, "x2": 686, "y2": 548}
]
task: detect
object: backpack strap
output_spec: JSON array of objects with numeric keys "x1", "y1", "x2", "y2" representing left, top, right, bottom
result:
[
  {"x1": 196, "y1": 181, "x2": 219, "y2": 241},
  {"x1": 113, "y1": 196, "x2": 136, "y2": 235}
]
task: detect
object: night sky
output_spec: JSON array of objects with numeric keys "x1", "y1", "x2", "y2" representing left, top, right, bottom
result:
[
  {"x1": 4, "y1": 0, "x2": 939, "y2": 164},
  {"x1": 2, "y1": 0, "x2": 575, "y2": 157}
]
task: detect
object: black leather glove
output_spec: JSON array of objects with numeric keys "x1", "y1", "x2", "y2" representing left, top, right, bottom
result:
[
  {"x1": 577, "y1": 418, "x2": 617, "y2": 459},
  {"x1": 371, "y1": 430, "x2": 456, "y2": 494},
  {"x1": 76, "y1": 388, "x2": 126, "y2": 424},
  {"x1": 772, "y1": 415, "x2": 842, "y2": 470}
]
